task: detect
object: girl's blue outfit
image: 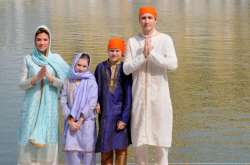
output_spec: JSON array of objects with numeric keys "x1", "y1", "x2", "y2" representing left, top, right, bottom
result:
[{"x1": 60, "y1": 53, "x2": 98, "y2": 165}]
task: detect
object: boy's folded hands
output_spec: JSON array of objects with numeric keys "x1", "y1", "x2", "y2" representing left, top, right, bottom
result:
[{"x1": 117, "y1": 120, "x2": 126, "y2": 130}]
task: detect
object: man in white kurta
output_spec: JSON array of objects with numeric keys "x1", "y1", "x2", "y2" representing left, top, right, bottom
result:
[{"x1": 123, "y1": 6, "x2": 178, "y2": 165}]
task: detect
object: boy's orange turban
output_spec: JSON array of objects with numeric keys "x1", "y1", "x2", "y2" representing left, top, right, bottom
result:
[{"x1": 108, "y1": 37, "x2": 126, "y2": 54}]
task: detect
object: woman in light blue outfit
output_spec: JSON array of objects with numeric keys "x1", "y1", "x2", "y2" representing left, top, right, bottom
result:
[
  {"x1": 18, "y1": 25, "x2": 69, "y2": 165},
  {"x1": 60, "y1": 52, "x2": 98, "y2": 165}
]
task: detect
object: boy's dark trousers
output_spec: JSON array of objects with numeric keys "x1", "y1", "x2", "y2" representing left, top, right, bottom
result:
[{"x1": 101, "y1": 149, "x2": 127, "y2": 165}]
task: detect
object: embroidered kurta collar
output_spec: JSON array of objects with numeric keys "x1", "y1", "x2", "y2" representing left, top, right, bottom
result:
[{"x1": 106, "y1": 60, "x2": 121, "y2": 93}]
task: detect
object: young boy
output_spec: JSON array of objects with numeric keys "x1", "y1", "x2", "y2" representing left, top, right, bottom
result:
[
  {"x1": 95, "y1": 38, "x2": 132, "y2": 165},
  {"x1": 60, "y1": 52, "x2": 98, "y2": 165}
]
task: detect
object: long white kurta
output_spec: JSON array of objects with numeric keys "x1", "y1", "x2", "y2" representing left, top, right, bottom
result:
[{"x1": 123, "y1": 32, "x2": 178, "y2": 147}]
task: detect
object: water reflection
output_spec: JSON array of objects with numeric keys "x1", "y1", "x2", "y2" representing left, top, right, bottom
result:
[{"x1": 0, "y1": 0, "x2": 249, "y2": 164}]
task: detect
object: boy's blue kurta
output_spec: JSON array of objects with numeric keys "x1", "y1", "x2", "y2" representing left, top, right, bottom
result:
[{"x1": 95, "y1": 60, "x2": 132, "y2": 152}]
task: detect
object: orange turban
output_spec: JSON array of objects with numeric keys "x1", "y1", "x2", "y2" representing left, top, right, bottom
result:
[
  {"x1": 107, "y1": 37, "x2": 126, "y2": 55},
  {"x1": 139, "y1": 6, "x2": 157, "y2": 17}
]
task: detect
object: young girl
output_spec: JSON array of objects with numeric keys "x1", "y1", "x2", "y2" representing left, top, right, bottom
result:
[
  {"x1": 60, "y1": 52, "x2": 98, "y2": 165},
  {"x1": 95, "y1": 38, "x2": 132, "y2": 165}
]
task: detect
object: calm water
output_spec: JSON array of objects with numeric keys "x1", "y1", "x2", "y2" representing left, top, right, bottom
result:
[{"x1": 0, "y1": 0, "x2": 250, "y2": 164}]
